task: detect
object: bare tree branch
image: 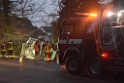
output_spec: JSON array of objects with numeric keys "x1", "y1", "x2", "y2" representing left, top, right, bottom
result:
[{"x1": 12, "y1": 0, "x2": 46, "y2": 18}]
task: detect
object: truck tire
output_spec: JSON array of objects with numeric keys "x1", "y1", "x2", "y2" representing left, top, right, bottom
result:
[
  {"x1": 87, "y1": 58, "x2": 104, "y2": 78},
  {"x1": 65, "y1": 56, "x2": 83, "y2": 75}
]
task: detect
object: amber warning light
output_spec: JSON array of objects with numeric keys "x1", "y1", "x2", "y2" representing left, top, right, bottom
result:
[
  {"x1": 90, "y1": 13, "x2": 97, "y2": 17},
  {"x1": 75, "y1": 13, "x2": 97, "y2": 17}
]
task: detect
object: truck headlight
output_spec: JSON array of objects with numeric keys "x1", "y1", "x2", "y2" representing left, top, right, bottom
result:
[
  {"x1": 117, "y1": 12, "x2": 122, "y2": 17},
  {"x1": 107, "y1": 11, "x2": 123, "y2": 18},
  {"x1": 107, "y1": 11, "x2": 114, "y2": 17}
]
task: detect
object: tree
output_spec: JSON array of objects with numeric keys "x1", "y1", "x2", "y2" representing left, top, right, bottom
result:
[
  {"x1": 0, "y1": 0, "x2": 14, "y2": 41},
  {"x1": 0, "y1": 0, "x2": 47, "y2": 41},
  {"x1": 12, "y1": 0, "x2": 46, "y2": 18},
  {"x1": 58, "y1": 0, "x2": 78, "y2": 19},
  {"x1": 0, "y1": 0, "x2": 14, "y2": 17},
  {"x1": 0, "y1": 0, "x2": 2, "y2": 15},
  {"x1": 0, "y1": 0, "x2": 14, "y2": 24},
  {"x1": 2, "y1": 0, "x2": 13, "y2": 17},
  {"x1": 58, "y1": 0, "x2": 100, "y2": 19},
  {"x1": 51, "y1": 20, "x2": 58, "y2": 43},
  {"x1": 46, "y1": 0, "x2": 59, "y2": 43}
]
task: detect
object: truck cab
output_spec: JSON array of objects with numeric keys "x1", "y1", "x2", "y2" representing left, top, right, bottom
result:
[{"x1": 58, "y1": 0, "x2": 124, "y2": 78}]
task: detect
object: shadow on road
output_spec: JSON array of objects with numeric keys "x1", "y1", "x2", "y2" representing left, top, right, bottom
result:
[{"x1": 59, "y1": 67, "x2": 124, "y2": 83}]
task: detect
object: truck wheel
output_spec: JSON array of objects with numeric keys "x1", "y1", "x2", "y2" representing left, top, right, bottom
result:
[
  {"x1": 87, "y1": 58, "x2": 104, "y2": 78},
  {"x1": 65, "y1": 56, "x2": 83, "y2": 75}
]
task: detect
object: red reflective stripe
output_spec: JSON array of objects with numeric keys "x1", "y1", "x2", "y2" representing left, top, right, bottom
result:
[{"x1": 34, "y1": 44, "x2": 40, "y2": 51}]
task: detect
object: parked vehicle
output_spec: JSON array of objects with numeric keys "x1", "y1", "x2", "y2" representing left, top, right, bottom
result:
[{"x1": 57, "y1": 0, "x2": 124, "y2": 78}]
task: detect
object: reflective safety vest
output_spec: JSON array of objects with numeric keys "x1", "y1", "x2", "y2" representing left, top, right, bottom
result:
[
  {"x1": 1, "y1": 43, "x2": 7, "y2": 51},
  {"x1": 44, "y1": 57, "x2": 51, "y2": 61},
  {"x1": 7, "y1": 42, "x2": 14, "y2": 50},
  {"x1": 44, "y1": 45, "x2": 53, "y2": 62},
  {"x1": 45, "y1": 46, "x2": 53, "y2": 53}
]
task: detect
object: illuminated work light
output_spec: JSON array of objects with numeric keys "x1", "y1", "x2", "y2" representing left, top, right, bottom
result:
[
  {"x1": 117, "y1": 12, "x2": 122, "y2": 17},
  {"x1": 75, "y1": 12, "x2": 97, "y2": 17},
  {"x1": 107, "y1": 11, "x2": 114, "y2": 17},
  {"x1": 107, "y1": 11, "x2": 123, "y2": 17},
  {"x1": 90, "y1": 13, "x2": 97, "y2": 17}
]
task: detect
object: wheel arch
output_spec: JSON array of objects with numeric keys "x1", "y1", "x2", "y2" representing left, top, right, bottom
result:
[{"x1": 63, "y1": 47, "x2": 81, "y2": 64}]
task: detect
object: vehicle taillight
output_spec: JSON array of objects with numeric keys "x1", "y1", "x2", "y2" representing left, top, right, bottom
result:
[{"x1": 101, "y1": 52, "x2": 108, "y2": 59}]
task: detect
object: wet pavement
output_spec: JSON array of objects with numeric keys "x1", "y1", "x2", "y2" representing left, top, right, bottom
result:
[{"x1": 0, "y1": 58, "x2": 124, "y2": 83}]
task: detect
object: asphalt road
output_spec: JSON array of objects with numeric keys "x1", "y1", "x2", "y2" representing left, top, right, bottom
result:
[{"x1": 0, "y1": 58, "x2": 124, "y2": 83}]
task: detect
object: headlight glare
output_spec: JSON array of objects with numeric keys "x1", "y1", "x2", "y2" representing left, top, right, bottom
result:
[
  {"x1": 107, "y1": 11, "x2": 114, "y2": 17},
  {"x1": 117, "y1": 12, "x2": 122, "y2": 17}
]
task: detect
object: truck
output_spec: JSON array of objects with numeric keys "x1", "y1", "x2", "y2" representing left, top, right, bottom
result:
[{"x1": 57, "y1": 0, "x2": 124, "y2": 78}]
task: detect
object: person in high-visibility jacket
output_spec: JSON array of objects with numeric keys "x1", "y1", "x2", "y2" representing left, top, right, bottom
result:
[
  {"x1": 34, "y1": 41, "x2": 41, "y2": 60},
  {"x1": 44, "y1": 42, "x2": 53, "y2": 62},
  {"x1": 7, "y1": 40, "x2": 14, "y2": 56},
  {"x1": 0, "y1": 42, "x2": 7, "y2": 57}
]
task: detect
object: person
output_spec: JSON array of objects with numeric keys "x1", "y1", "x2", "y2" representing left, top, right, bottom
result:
[
  {"x1": 44, "y1": 41, "x2": 53, "y2": 63},
  {"x1": 34, "y1": 41, "x2": 40, "y2": 60},
  {"x1": 51, "y1": 43, "x2": 58, "y2": 61},
  {"x1": 39, "y1": 41, "x2": 45, "y2": 60},
  {"x1": 6, "y1": 40, "x2": 14, "y2": 57},
  {"x1": 0, "y1": 41, "x2": 7, "y2": 58}
]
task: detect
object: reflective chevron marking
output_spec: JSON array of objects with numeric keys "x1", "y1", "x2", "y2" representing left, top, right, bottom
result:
[{"x1": 59, "y1": 39, "x2": 83, "y2": 44}]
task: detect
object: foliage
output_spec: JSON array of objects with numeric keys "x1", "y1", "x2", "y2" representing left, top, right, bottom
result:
[
  {"x1": 12, "y1": 0, "x2": 46, "y2": 18},
  {"x1": 50, "y1": 20, "x2": 59, "y2": 43},
  {"x1": 0, "y1": 0, "x2": 13, "y2": 17},
  {"x1": 0, "y1": 16, "x2": 36, "y2": 55},
  {"x1": 0, "y1": 0, "x2": 48, "y2": 56},
  {"x1": 58, "y1": 0, "x2": 100, "y2": 20}
]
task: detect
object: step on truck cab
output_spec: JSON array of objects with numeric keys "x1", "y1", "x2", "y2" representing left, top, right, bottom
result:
[{"x1": 57, "y1": 0, "x2": 124, "y2": 78}]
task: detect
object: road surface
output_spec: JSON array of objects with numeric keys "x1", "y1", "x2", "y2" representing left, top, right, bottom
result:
[{"x1": 0, "y1": 58, "x2": 123, "y2": 83}]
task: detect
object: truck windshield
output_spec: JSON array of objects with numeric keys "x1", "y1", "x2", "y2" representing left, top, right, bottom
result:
[
  {"x1": 61, "y1": 25, "x2": 75, "y2": 35},
  {"x1": 66, "y1": 25, "x2": 75, "y2": 33},
  {"x1": 113, "y1": 0, "x2": 124, "y2": 9},
  {"x1": 102, "y1": 0, "x2": 124, "y2": 27}
]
